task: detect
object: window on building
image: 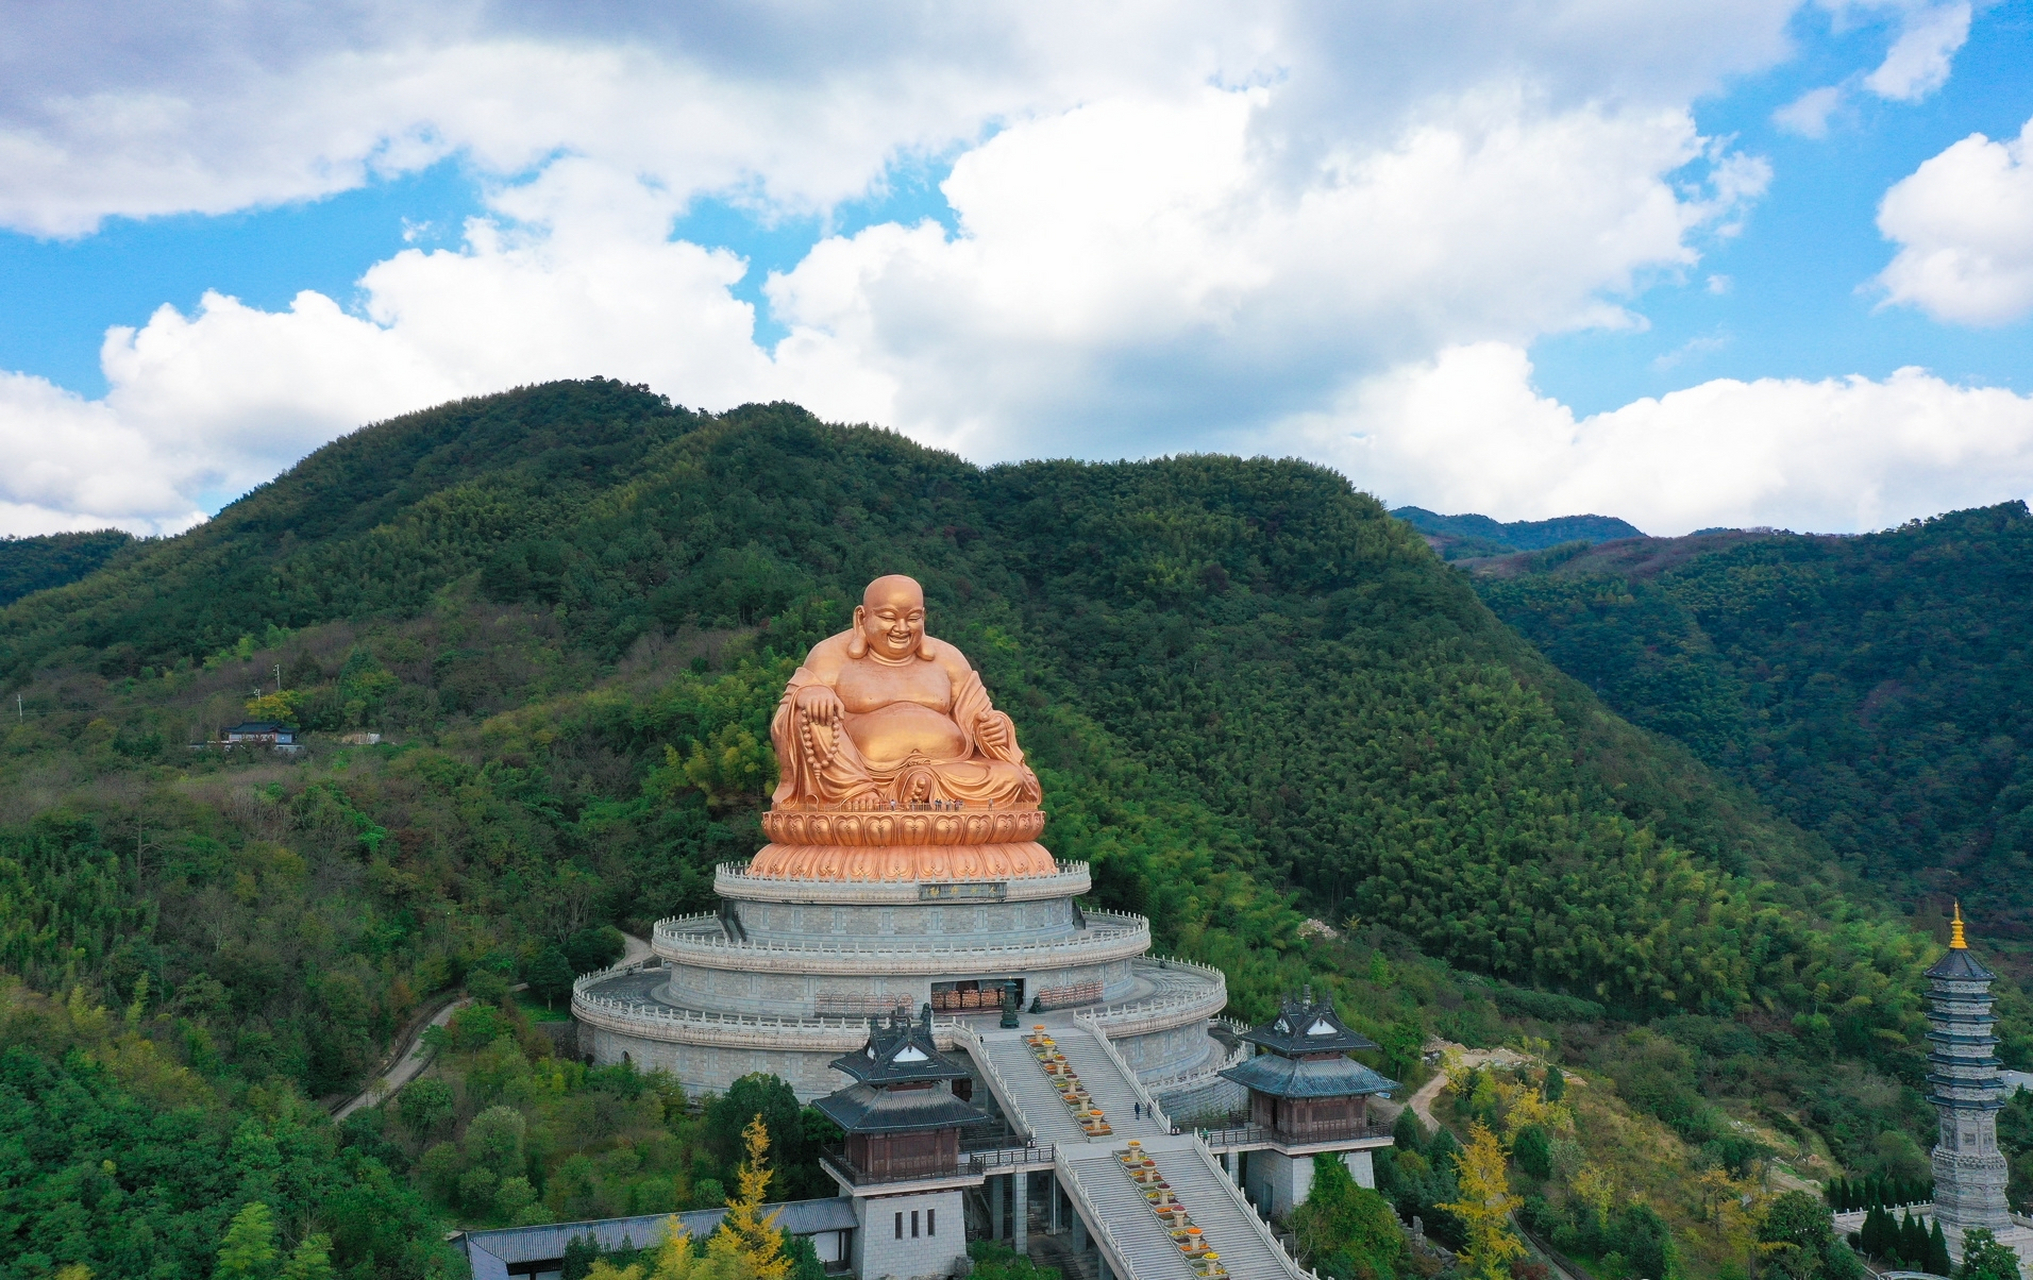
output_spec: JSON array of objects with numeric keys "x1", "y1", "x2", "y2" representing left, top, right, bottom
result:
[
  {"x1": 895, "y1": 1212, "x2": 903, "y2": 1240},
  {"x1": 928, "y1": 1209, "x2": 936, "y2": 1237},
  {"x1": 912, "y1": 1211, "x2": 920, "y2": 1238}
]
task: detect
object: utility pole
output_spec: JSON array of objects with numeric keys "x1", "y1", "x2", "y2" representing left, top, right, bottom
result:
[
  {"x1": 275, "y1": 663, "x2": 282, "y2": 694},
  {"x1": 14, "y1": 694, "x2": 20, "y2": 720}
]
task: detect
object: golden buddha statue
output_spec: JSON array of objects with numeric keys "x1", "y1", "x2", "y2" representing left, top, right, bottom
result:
[
  {"x1": 772, "y1": 574, "x2": 1041, "y2": 808},
  {"x1": 750, "y1": 575, "x2": 1053, "y2": 880}
]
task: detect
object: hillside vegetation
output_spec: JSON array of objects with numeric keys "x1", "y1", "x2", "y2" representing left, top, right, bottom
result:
[
  {"x1": 0, "y1": 528, "x2": 134, "y2": 606},
  {"x1": 1391, "y1": 508, "x2": 1644, "y2": 561},
  {"x1": 0, "y1": 381, "x2": 2000, "y2": 1277},
  {"x1": 1470, "y1": 504, "x2": 2033, "y2": 965}
]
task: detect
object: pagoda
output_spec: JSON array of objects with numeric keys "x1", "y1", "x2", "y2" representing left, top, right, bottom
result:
[
  {"x1": 1926, "y1": 905, "x2": 2032, "y2": 1262},
  {"x1": 817, "y1": 1005, "x2": 987, "y2": 1185},
  {"x1": 1218, "y1": 987, "x2": 1399, "y2": 1217},
  {"x1": 815, "y1": 1005, "x2": 990, "y2": 1280}
]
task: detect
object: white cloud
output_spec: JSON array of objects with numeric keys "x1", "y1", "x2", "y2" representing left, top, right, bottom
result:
[
  {"x1": 0, "y1": 167, "x2": 775, "y2": 533},
  {"x1": 765, "y1": 88, "x2": 1761, "y2": 460},
  {"x1": 6, "y1": 0, "x2": 2011, "y2": 544},
  {"x1": 1861, "y1": 0, "x2": 1971, "y2": 101},
  {"x1": 1876, "y1": 117, "x2": 2033, "y2": 325},
  {"x1": 0, "y1": 1, "x2": 1797, "y2": 237},
  {"x1": 1287, "y1": 342, "x2": 2033, "y2": 534},
  {"x1": 1774, "y1": 85, "x2": 1844, "y2": 137},
  {"x1": 1772, "y1": 3, "x2": 1969, "y2": 140}
]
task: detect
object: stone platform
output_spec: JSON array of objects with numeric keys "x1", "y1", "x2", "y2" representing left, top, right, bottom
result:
[{"x1": 573, "y1": 859, "x2": 1235, "y2": 1103}]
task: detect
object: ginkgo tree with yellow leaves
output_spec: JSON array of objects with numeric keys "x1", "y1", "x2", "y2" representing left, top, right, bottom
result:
[
  {"x1": 588, "y1": 1115, "x2": 793, "y2": 1280},
  {"x1": 1441, "y1": 1123, "x2": 1526, "y2": 1280}
]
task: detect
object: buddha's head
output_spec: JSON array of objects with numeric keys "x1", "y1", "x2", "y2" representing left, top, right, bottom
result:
[{"x1": 849, "y1": 574, "x2": 933, "y2": 661}]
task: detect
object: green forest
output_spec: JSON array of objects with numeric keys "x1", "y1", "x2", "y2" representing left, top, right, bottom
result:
[
  {"x1": 0, "y1": 380, "x2": 2014, "y2": 1278},
  {"x1": 0, "y1": 529, "x2": 133, "y2": 606},
  {"x1": 1470, "y1": 504, "x2": 2033, "y2": 969}
]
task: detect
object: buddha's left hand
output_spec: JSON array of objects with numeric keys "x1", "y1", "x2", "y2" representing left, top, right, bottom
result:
[{"x1": 976, "y1": 714, "x2": 1011, "y2": 753}]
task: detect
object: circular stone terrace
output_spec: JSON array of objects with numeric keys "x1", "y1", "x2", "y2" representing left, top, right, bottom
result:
[{"x1": 571, "y1": 859, "x2": 1232, "y2": 1100}]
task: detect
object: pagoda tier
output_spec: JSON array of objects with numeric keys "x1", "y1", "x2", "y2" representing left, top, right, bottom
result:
[{"x1": 1928, "y1": 906, "x2": 2012, "y2": 1233}]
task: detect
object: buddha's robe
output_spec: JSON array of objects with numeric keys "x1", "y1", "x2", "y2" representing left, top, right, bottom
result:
[{"x1": 770, "y1": 636, "x2": 1041, "y2": 808}]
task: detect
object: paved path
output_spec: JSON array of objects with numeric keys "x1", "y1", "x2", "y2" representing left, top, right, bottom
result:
[
  {"x1": 332, "y1": 995, "x2": 472, "y2": 1123},
  {"x1": 329, "y1": 933, "x2": 648, "y2": 1126}
]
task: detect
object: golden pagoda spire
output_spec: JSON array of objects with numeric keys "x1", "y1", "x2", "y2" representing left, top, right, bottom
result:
[{"x1": 1951, "y1": 900, "x2": 1968, "y2": 950}]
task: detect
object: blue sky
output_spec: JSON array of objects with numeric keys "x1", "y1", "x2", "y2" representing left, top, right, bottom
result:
[{"x1": 0, "y1": 1, "x2": 2029, "y2": 537}]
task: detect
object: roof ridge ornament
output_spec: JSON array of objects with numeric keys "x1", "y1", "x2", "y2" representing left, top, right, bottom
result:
[{"x1": 1952, "y1": 900, "x2": 1968, "y2": 949}]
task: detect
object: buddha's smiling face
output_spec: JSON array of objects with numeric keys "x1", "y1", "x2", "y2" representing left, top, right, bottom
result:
[{"x1": 858, "y1": 575, "x2": 926, "y2": 661}]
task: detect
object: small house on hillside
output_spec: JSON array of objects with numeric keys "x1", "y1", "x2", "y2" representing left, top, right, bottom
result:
[{"x1": 223, "y1": 721, "x2": 299, "y2": 750}]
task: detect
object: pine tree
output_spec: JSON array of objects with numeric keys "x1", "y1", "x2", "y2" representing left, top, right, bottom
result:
[
  {"x1": 1862, "y1": 1204, "x2": 1890, "y2": 1259},
  {"x1": 1440, "y1": 1122, "x2": 1526, "y2": 1280},
  {"x1": 1903, "y1": 1212, "x2": 1932, "y2": 1267},
  {"x1": 1928, "y1": 1220, "x2": 1952, "y2": 1276},
  {"x1": 713, "y1": 1114, "x2": 791, "y2": 1280},
  {"x1": 217, "y1": 1202, "x2": 279, "y2": 1280}
]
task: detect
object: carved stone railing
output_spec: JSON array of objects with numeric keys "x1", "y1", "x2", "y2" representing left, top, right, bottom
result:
[
  {"x1": 572, "y1": 962, "x2": 969, "y2": 1049},
  {"x1": 1146, "y1": 1036, "x2": 1249, "y2": 1096},
  {"x1": 1057, "y1": 1159, "x2": 1149, "y2": 1280},
  {"x1": 715, "y1": 861, "x2": 1091, "y2": 904},
  {"x1": 947, "y1": 1019, "x2": 1031, "y2": 1142},
  {"x1": 1070, "y1": 1014, "x2": 1173, "y2": 1132},
  {"x1": 1189, "y1": 1133, "x2": 1316, "y2": 1279},
  {"x1": 1078, "y1": 957, "x2": 1229, "y2": 1036},
  {"x1": 651, "y1": 911, "x2": 1151, "y2": 974}
]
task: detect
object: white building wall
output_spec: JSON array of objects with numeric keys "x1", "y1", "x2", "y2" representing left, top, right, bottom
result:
[{"x1": 853, "y1": 1190, "x2": 967, "y2": 1280}]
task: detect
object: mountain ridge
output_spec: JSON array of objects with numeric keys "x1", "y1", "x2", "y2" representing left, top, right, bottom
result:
[{"x1": 1391, "y1": 506, "x2": 1646, "y2": 561}]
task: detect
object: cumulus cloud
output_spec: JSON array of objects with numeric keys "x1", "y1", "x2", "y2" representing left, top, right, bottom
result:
[
  {"x1": 1772, "y1": 2, "x2": 1969, "y2": 139},
  {"x1": 1284, "y1": 343, "x2": 2033, "y2": 534},
  {"x1": 0, "y1": 0, "x2": 2009, "y2": 539},
  {"x1": 1861, "y1": 0, "x2": 1971, "y2": 101},
  {"x1": 0, "y1": 1, "x2": 1796, "y2": 237},
  {"x1": 1875, "y1": 116, "x2": 2033, "y2": 325},
  {"x1": 0, "y1": 166, "x2": 775, "y2": 532},
  {"x1": 766, "y1": 88, "x2": 1761, "y2": 460}
]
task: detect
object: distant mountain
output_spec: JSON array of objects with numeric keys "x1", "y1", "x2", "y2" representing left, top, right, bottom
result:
[
  {"x1": 0, "y1": 528, "x2": 132, "y2": 605},
  {"x1": 1391, "y1": 506, "x2": 1645, "y2": 560}
]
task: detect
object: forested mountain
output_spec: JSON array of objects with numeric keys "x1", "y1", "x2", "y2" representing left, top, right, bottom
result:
[
  {"x1": 1391, "y1": 507, "x2": 1645, "y2": 561},
  {"x1": 0, "y1": 527, "x2": 133, "y2": 605},
  {"x1": 1472, "y1": 504, "x2": 2033, "y2": 968},
  {"x1": 0, "y1": 380, "x2": 1999, "y2": 1276}
]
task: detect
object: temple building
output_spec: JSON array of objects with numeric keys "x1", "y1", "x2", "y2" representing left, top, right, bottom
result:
[
  {"x1": 572, "y1": 574, "x2": 1234, "y2": 1111},
  {"x1": 1926, "y1": 906, "x2": 2033, "y2": 1263},
  {"x1": 816, "y1": 1009, "x2": 988, "y2": 1280},
  {"x1": 1218, "y1": 989, "x2": 1399, "y2": 1217},
  {"x1": 561, "y1": 575, "x2": 1391, "y2": 1280}
]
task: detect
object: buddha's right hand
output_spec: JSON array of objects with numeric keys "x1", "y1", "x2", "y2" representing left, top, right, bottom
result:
[{"x1": 794, "y1": 683, "x2": 846, "y2": 726}]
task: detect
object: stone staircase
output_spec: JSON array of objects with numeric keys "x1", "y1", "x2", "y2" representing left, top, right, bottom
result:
[
  {"x1": 978, "y1": 1024, "x2": 1307, "y2": 1280},
  {"x1": 979, "y1": 1031, "x2": 1088, "y2": 1143},
  {"x1": 1058, "y1": 1151, "x2": 1197, "y2": 1280},
  {"x1": 1053, "y1": 1031, "x2": 1172, "y2": 1139},
  {"x1": 1159, "y1": 1146, "x2": 1300, "y2": 1279}
]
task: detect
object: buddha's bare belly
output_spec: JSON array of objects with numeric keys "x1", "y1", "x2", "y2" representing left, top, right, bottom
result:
[{"x1": 844, "y1": 702, "x2": 967, "y2": 767}]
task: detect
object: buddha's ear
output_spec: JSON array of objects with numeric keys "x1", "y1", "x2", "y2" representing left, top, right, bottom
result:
[
  {"x1": 846, "y1": 606, "x2": 868, "y2": 659},
  {"x1": 917, "y1": 636, "x2": 938, "y2": 661}
]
